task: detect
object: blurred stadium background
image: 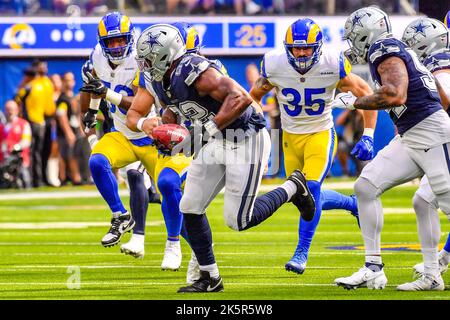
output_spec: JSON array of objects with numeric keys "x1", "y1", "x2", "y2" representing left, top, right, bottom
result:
[{"x1": 0, "y1": 0, "x2": 448, "y2": 188}]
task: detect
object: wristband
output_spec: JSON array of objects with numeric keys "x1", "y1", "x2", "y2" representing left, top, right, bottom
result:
[
  {"x1": 89, "y1": 97, "x2": 101, "y2": 111},
  {"x1": 204, "y1": 119, "x2": 220, "y2": 137},
  {"x1": 363, "y1": 128, "x2": 375, "y2": 138},
  {"x1": 106, "y1": 88, "x2": 123, "y2": 106},
  {"x1": 137, "y1": 118, "x2": 147, "y2": 132}
]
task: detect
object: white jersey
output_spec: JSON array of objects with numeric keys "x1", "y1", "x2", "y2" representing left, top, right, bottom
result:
[
  {"x1": 262, "y1": 47, "x2": 350, "y2": 134},
  {"x1": 90, "y1": 44, "x2": 149, "y2": 140}
]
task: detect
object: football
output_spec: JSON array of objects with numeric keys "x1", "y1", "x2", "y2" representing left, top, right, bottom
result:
[{"x1": 152, "y1": 124, "x2": 189, "y2": 150}]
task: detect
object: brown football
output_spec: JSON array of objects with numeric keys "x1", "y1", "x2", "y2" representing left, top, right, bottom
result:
[{"x1": 152, "y1": 124, "x2": 189, "y2": 149}]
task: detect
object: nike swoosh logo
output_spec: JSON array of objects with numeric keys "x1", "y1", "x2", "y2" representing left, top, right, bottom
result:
[
  {"x1": 207, "y1": 280, "x2": 222, "y2": 292},
  {"x1": 297, "y1": 179, "x2": 309, "y2": 197}
]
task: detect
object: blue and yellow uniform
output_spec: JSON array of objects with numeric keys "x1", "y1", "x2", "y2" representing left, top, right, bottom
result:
[{"x1": 261, "y1": 18, "x2": 352, "y2": 273}]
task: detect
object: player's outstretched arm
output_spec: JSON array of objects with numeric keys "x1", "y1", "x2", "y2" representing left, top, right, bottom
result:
[
  {"x1": 249, "y1": 76, "x2": 274, "y2": 104},
  {"x1": 126, "y1": 87, "x2": 159, "y2": 136},
  {"x1": 195, "y1": 67, "x2": 257, "y2": 130},
  {"x1": 354, "y1": 57, "x2": 408, "y2": 110}
]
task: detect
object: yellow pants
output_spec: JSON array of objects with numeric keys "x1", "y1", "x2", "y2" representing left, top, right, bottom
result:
[
  {"x1": 282, "y1": 128, "x2": 337, "y2": 182},
  {"x1": 92, "y1": 131, "x2": 191, "y2": 187}
]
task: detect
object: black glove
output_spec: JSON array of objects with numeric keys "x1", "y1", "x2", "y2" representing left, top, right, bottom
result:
[
  {"x1": 82, "y1": 109, "x2": 98, "y2": 132},
  {"x1": 79, "y1": 72, "x2": 107, "y2": 96}
]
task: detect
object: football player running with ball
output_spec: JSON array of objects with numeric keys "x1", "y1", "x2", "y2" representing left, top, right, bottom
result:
[
  {"x1": 80, "y1": 12, "x2": 190, "y2": 271},
  {"x1": 131, "y1": 23, "x2": 317, "y2": 293},
  {"x1": 402, "y1": 16, "x2": 450, "y2": 286},
  {"x1": 333, "y1": 7, "x2": 450, "y2": 291},
  {"x1": 250, "y1": 18, "x2": 377, "y2": 275}
]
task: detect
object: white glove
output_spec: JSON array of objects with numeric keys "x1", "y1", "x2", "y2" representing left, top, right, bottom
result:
[{"x1": 330, "y1": 91, "x2": 357, "y2": 110}]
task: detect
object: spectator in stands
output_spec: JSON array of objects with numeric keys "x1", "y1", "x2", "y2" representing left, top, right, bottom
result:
[
  {"x1": 245, "y1": 63, "x2": 278, "y2": 129},
  {"x1": 56, "y1": 71, "x2": 82, "y2": 185},
  {"x1": 32, "y1": 60, "x2": 59, "y2": 187},
  {"x1": 335, "y1": 109, "x2": 365, "y2": 176},
  {"x1": 0, "y1": 100, "x2": 32, "y2": 189},
  {"x1": 15, "y1": 66, "x2": 45, "y2": 188}
]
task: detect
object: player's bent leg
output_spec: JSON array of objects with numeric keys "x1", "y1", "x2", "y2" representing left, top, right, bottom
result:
[
  {"x1": 120, "y1": 169, "x2": 148, "y2": 258},
  {"x1": 286, "y1": 180, "x2": 322, "y2": 274},
  {"x1": 158, "y1": 168, "x2": 184, "y2": 271},
  {"x1": 286, "y1": 128, "x2": 336, "y2": 274},
  {"x1": 321, "y1": 189, "x2": 359, "y2": 223},
  {"x1": 177, "y1": 213, "x2": 223, "y2": 293},
  {"x1": 89, "y1": 154, "x2": 127, "y2": 214}
]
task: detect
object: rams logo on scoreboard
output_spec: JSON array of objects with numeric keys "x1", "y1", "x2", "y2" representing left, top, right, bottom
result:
[{"x1": 1, "y1": 23, "x2": 36, "y2": 49}]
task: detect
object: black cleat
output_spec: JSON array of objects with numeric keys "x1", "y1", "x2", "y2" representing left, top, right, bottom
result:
[
  {"x1": 177, "y1": 271, "x2": 224, "y2": 293},
  {"x1": 101, "y1": 212, "x2": 135, "y2": 247},
  {"x1": 287, "y1": 170, "x2": 316, "y2": 221}
]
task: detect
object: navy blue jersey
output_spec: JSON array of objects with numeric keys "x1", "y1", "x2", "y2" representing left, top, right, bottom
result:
[
  {"x1": 151, "y1": 54, "x2": 266, "y2": 140},
  {"x1": 368, "y1": 37, "x2": 443, "y2": 134},
  {"x1": 423, "y1": 50, "x2": 450, "y2": 117},
  {"x1": 423, "y1": 50, "x2": 450, "y2": 74}
]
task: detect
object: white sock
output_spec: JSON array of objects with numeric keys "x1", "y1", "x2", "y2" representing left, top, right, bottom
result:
[
  {"x1": 199, "y1": 263, "x2": 220, "y2": 279},
  {"x1": 413, "y1": 193, "x2": 441, "y2": 276},
  {"x1": 280, "y1": 180, "x2": 297, "y2": 201},
  {"x1": 355, "y1": 178, "x2": 384, "y2": 257},
  {"x1": 423, "y1": 248, "x2": 440, "y2": 277},
  {"x1": 131, "y1": 233, "x2": 145, "y2": 244},
  {"x1": 88, "y1": 135, "x2": 98, "y2": 149},
  {"x1": 365, "y1": 255, "x2": 382, "y2": 266}
]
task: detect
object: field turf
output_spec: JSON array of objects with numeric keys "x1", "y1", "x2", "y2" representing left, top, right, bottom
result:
[{"x1": 0, "y1": 181, "x2": 449, "y2": 300}]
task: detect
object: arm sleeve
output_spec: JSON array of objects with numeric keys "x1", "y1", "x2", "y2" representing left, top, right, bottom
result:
[{"x1": 339, "y1": 52, "x2": 352, "y2": 79}]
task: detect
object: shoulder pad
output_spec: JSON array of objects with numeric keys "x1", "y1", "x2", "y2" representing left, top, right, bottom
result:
[
  {"x1": 175, "y1": 54, "x2": 211, "y2": 86},
  {"x1": 369, "y1": 38, "x2": 402, "y2": 64},
  {"x1": 424, "y1": 51, "x2": 450, "y2": 73}
]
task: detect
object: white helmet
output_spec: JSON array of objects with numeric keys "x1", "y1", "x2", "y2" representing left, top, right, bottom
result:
[
  {"x1": 135, "y1": 24, "x2": 186, "y2": 81},
  {"x1": 343, "y1": 6, "x2": 392, "y2": 64},
  {"x1": 402, "y1": 18, "x2": 449, "y2": 62}
]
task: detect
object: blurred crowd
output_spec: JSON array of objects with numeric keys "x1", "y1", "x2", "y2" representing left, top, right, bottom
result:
[
  {"x1": 0, "y1": 59, "x2": 91, "y2": 189},
  {"x1": 0, "y1": 0, "x2": 414, "y2": 16}
]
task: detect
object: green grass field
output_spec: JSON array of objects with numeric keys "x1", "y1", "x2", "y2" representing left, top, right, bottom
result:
[{"x1": 0, "y1": 181, "x2": 449, "y2": 300}]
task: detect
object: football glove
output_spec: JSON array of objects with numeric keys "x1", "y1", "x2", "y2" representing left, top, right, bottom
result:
[
  {"x1": 79, "y1": 71, "x2": 107, "y2": 97},
  {"x1": 81, "y1": 60, "x2": 94, "y2": 84},
  {"x1": 82, "y1": 109, "x2": 98, "y2": 132},
  {"x1": 330, "y1": 91, "x2": 357, "y2": 110},
  {"x1": 351, "y1": 135, "x2": 374, "y2": 161}
]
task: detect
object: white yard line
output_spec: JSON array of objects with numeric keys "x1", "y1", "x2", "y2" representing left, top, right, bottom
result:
[
  {"x1": 0, "y1": 180, "x2": 418, "y2": 201},
  {"x1": 0, "y1": 265, "x2": 414, "y2": 270}
]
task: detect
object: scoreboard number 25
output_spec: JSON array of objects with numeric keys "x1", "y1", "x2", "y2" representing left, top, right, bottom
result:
[{"x1": 235, "y1": 24, "x2": 267, "y2": 47}]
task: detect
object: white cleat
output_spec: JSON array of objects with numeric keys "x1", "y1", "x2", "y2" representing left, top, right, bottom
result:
[
  {"x1": 120, "y1": 239, "x2": 145, "y2": 259},
  {"x1": 397, "y1": 274, "x2": 445, "y2": 291},
  {"x1": 161, "y1": 240, "x2": 182, "y2": 271},
  {"x1": 186, "y1": 251, "x2": 200, "y2": 284},
  {"x1": 335, "y1": 266, "x2": 388, "y2": 290}
]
